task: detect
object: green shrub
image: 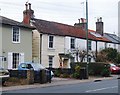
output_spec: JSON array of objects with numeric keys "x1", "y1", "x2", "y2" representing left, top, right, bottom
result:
[
  {"x1": 72, "y1": 65, "x2": 81, "y2": 79},
  {"x1": 75, "y1": 65, "x2": 80, "y2": 73},
  {"x1": 60, "y1": 74, "x2": 70, "y2": 78},
  {"x1": 72, "y1": 72, "x2": 80, "y2": 79},
  {"x1": 54, "y1": 69, "x2": 61, "y2": 77},
  {"x1": 101, "y1": 64, "x2": 111, "y2": 77},
  {"x1": 71, "y1": 62, "x2": 111, "y2": 77},
  {"x1": 101, "y1": 68, "x2": 111, "y2": 77}
]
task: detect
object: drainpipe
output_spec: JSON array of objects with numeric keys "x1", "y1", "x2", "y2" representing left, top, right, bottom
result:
[
  {"x1": 96, "y1": 41, "x2": 98, "y2": 60},
  {"x1": 40, "y1": 34, "x2": 42, "y2": 64}
]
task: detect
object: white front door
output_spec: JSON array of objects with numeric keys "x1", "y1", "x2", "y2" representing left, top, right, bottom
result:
[{"x1": 8, "y1": 52, "x2": 24, "y2": 69}]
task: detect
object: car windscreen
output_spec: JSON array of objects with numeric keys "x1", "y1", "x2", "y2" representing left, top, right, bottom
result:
[
  {"x1": 31, "y1": 63, "x2": 45, "y2": 70},
  {"x1": 110, "y1": 64, "x2": 116, "y2": 67}
]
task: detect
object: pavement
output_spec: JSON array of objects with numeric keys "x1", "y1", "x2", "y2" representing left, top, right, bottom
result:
[{"x1": 1, "y1": 75, "x2": 119, "y2": 92}]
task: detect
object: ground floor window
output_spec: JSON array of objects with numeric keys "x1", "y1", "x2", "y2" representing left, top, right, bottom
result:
[
  {"x1": 12, "y1": 53, "x2": 20, "y2": 68},
  {"x1": 48, "y1": 56, "x2": 54, "y2": 68},
  {"x1": 8, "y1": 52, "x2": 24, "y2": 69},
  {"x1": 0, "y1": 56, "x2": 6, "y2": 68}
]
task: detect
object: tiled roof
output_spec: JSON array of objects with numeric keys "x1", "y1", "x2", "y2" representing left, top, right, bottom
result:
[
  {"x1": 89, "y1": 29, "x2": 110, "y2": 42},
  {"x1": 32, "y1": 18, "x2": 111, "y2": 42},
  {"x1": 0, "y1": 16, "x2": 34, "y2": 29}
]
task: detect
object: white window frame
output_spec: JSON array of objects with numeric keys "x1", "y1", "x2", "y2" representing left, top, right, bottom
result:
[
  {"x1": 48, "y1": 56, "x2": 54, "y2": 68},
  {"x1": 12, "y1": 26, "x2": 20, "y2": 43},
  {"x1": 12, "y1": 53, "x2": 20, "y2": 69},
  {"x1": 8, "y1": 52, "x2": 24, "y2": 69},
  {"x1": 48, "y1": 35, "x2": 54, "y2": 49},
  {"x1": 70, "y1": 38, "x2": 75, "y2": 49}
]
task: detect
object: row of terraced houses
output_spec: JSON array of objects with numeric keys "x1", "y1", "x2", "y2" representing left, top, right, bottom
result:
[{"x1": 0, "y1": 3, "x2": 120, "y2": 69}]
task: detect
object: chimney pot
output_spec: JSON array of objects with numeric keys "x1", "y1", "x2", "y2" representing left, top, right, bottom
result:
[
  {"x1": 100, "y1": 17, "x2": 102, "y2": 22},
  {"x1": 78, "y1": 19, "x2": 81, "y2": 23},
  {"x1": 29, "y1": 3, "x2": 31, "y2": 10},
  {"x1": 25, "y1": 3, "x2": 28, "y2": 10}
]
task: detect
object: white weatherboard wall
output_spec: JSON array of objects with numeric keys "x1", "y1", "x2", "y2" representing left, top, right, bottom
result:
[
  {"x1": 64, "y1": 36, "x2": 70, "y2": 53},
  {"x1": 65, "y1": 37, "x2": 86, "y2": 52},
  {"x1": 106, "y1": 43, "x2": 117, "y2": 49},
  {"x1": 41, "y1": 34, "x2": 65, "y2": 68},
  {"x1": 118, "y1": 1, "x2": 120, "y2": 52},
  {"x1": 0, "y1": 26, "x2": 2, "y2": 67},
  {"x1": 97, "y1": 41, "x2": 105, "y2": 52},
  {"x1": 76, "y1": 38, "x2": 86, "y2": 50},
  {"x1": 0, "y1": 26, "x2": 2, "y2": 56}
]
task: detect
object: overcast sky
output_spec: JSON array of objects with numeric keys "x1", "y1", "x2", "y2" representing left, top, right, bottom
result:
[{"x1": 0, "y1": 0, "x2": 119, "y2": 35}]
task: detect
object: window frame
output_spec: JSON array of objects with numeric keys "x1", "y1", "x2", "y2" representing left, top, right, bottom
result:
[
  {"x1": 48, "y1": 56, "x2": 54, "y2": 68},
  {"x1": 70, "y1": 38, "x2": 75, "y2": 49},
  {"x1": 48, "y1": 35, "x2": 54, "y2": 49},
  {"x1": 12, "y1": 53, "x2": 20, "y2": 69},
  {"x1": 12, "y1": 26, "x2": 20, "y2": 43},
  {"x1": 88, "y1": 40, "x2": 92, "y2": 50}
]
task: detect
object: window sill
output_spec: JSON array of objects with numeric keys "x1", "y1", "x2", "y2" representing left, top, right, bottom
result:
[
  {"x1": 12, "y1": 42, "x2": 20, "y2": 44},
  {"x1": 48, "y1": 48, "x2": 55, "y2": 51}
]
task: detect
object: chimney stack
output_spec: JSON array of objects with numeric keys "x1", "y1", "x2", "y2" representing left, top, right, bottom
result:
[
  {"x1": 96, "y1": 17, "x2": 104, "y2": 36},
  {"x1": 74, "y1": 18, "x2": 87, "y2": 30},
  {"x1": 23, "y1": 2, "x2": 34, "y2": 25}
]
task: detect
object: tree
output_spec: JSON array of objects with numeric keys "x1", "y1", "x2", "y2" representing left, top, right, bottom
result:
[
  {"x1": 68, "y1": 48, "x2": 96, "y2": 62},
  {"x1": 96, "y1": 48, "x2": 119, "y2": 63},
  {"x1": 116, "y1": 52, "x2": 120, "y2": 64}
]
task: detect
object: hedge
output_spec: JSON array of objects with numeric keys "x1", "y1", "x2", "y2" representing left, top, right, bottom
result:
[{"x1": 70, "y1": 62, "x2": 111, "y2": 77}]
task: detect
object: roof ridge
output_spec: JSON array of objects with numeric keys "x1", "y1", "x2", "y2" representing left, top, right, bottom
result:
[{"x1": 33, "y1": 18, "x2": 83, "y2": 30}]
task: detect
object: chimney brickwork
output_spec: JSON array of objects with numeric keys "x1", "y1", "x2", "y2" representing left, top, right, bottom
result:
[
  {"x1": 23, "y1": 3, "x2": 34, "y2": 25},
  {"x1": 74, "y1": 18, "x2": 87, "y2": 31},
  {"x1": 96, "y1": 17, "x2": 104, "y2": 36}
]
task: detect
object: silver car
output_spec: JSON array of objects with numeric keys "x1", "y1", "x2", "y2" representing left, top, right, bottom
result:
[{"x1": 0, "y1": 68, "x2": 9, "y2": 85}]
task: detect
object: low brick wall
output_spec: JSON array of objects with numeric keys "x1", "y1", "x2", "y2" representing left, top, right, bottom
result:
[{"x1": 8, "y1": 70, "x2": 34, "y2": 85}]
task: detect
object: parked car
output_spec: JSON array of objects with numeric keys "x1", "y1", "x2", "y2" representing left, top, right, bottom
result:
[
  {"x1": 0, "y1": 68, "x2": 9, "y2": 85},
  {"x1": 18, "y1": 62, "x2": 54, "y2": 82},
  {"x1": 109, "y1": 63, "x2": 120, "y2": 74}
]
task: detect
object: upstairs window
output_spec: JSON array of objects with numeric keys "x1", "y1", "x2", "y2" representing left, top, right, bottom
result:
[
  {"x1": 48, "y1": 35, "x2": 54, "y2": 49},
  {"x1": 12, "y1": 26, "x2": 20, "y2": 43},
  {"x1": 88, "y1": 40, "x2": 92, "y2": 50},
  {"x1": 70, "y1": 38, "x2": 75, "y2": 49}
]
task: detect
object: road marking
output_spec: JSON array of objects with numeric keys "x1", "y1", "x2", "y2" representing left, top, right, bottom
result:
[{"x1": 86, "y1": 86, "x2": 117, "y2": 93}]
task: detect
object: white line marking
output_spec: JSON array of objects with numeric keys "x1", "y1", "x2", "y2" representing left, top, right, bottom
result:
[{"x1": 86, "y1": 86, "x2": 117, "y2": 93}]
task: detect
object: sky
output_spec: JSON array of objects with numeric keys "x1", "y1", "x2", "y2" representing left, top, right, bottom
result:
[{"x1": 0, "y1": 0, "x2": 119, "y2": 35}]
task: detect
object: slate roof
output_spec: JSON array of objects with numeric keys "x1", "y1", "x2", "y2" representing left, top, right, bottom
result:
[
  {"x1": 0, "y1": 16, "x2": 34, "y2": 29},
  {"x1": 104, "y1": 33, "x2": 120, "y2": 44},
  {"x1": 32, "y1": 18, "x2": 111, "y2": 42}
]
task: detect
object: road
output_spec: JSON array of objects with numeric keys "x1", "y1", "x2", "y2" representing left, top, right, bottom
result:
[{"x1": 2, "y1": 78, "x2": 120, "y2": 94}]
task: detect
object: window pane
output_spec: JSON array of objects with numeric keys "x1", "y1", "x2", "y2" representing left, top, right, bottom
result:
[
  {"x1": 12, "y1": 53, "x2": 19, "y2": 69},
  {"x1": 49, "y1": 56, "x2": 53, "y2": 68},
  {"x1": 49, "y1": 36, "x2": 54, "y2": 48},
  {"x1": 88, "y1": 41, "x2": 92, "y2": 50},
  {"x1": 12, "y1": 27, "x2": 20, "y2": 43},
  {"x1": 71, "y1": 38, "x2": 75, "y2": 49}
]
